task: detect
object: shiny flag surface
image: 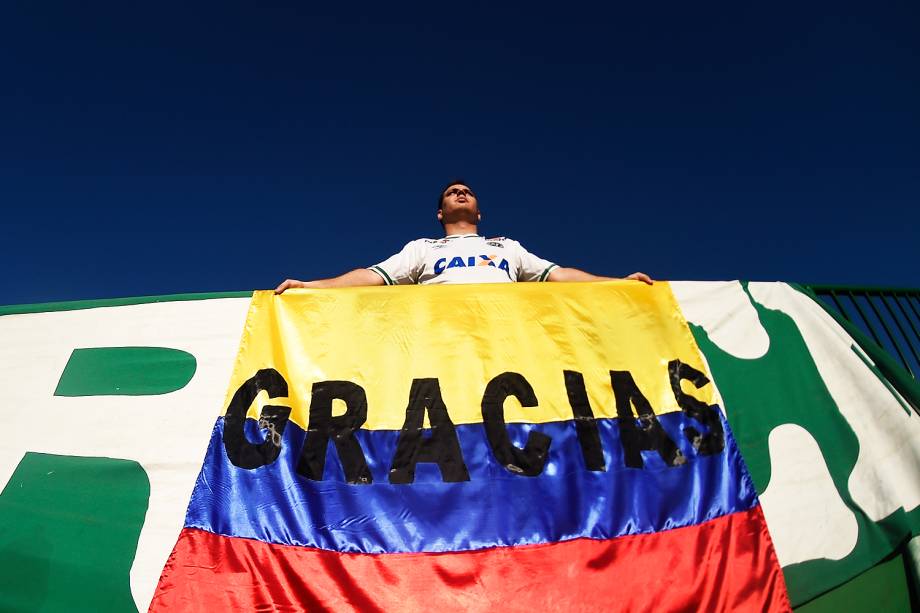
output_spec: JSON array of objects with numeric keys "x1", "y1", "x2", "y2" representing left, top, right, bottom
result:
[
  {"x1": 150, "y1": 283, "x2": 790, "y2": 611},
  {"x1": 5, "y1": 283, "x2": 919, "y2": 611}
]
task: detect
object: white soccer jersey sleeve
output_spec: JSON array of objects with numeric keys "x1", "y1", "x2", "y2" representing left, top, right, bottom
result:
[
  {"x1": 512, "y1": 240, "x2": 559, "y2": 282},
  {"x1": 368, "y1": 240, "x2": 425, "y2": 285}
]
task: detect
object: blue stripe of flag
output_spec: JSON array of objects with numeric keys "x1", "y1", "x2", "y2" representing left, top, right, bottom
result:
[{"x1": 185, "y1": 409, "x2": 757, "y2": 554}]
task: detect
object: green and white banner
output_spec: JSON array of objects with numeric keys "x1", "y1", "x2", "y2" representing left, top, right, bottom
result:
[
  {"x1": 673, "y1": 282, "x2": 920, "y2": 607},
  {"x1": 0, "y1": 282, "x2": 917, "y2": 611}
]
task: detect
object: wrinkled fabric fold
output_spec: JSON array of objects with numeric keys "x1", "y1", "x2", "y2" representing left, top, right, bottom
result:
[{"x1": 153, "y1": 286, "x2": 791, "y2": 611}]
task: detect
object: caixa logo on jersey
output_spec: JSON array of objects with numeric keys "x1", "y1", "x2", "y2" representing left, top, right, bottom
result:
[{"x1": 434, "y1": 255, "x2": 511, "y2": 276}]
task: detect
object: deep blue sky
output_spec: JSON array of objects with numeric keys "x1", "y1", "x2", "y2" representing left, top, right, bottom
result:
[{"x1": 2, "y1": 2, "x2": 918, "y2": 305}]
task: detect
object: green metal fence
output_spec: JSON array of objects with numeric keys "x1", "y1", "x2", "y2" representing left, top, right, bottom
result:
[
  {"x1": 807, "y1": 286, "x2": 920, "y2": 378},
  {"x1": 802, "y1": 284, "x2": 920, "y2": 416}
]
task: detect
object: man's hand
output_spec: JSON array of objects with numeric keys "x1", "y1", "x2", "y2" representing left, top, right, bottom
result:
[
  {"x1": 275, "y1": 269, "x2": 386, "y2": 293},
  {"x1": 626, "y1": 272, "x2": 654, "y2": 285},
  {"x1": 275, "y1": 279, "x2": 307, "y2": 294},
  {"x1": 548, "y1": 267, "x2": 654, "y2": 284}
]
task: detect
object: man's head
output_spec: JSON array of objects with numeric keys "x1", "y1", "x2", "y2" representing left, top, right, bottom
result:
[{"x1": 437, "y1": 180, "x2": 480, "y2": 227}]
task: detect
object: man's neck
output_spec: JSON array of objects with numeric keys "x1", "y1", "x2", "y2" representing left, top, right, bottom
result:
[{"x1": 443, "y1": 221, "x2": 478, "y2": 236}]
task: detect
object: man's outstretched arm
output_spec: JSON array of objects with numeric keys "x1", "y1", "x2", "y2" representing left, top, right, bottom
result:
[
  {"x1": 548, "y1": 268, "x2": 654, "y2": 285},
  {"x1": 275, "y1": 268, "x2": 385, "y2": 293}
]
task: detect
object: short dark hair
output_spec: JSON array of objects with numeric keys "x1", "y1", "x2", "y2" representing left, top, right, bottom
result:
[{"x1": 437, "y1": 179, "x2": 472, "y2": 212}]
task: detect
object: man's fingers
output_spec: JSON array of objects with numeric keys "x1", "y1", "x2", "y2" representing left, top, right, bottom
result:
[
  {"x1": 627, "y1": 272, "x2": 654, "y2": 285},
  {"x1": 274, "y1": 279, "x2": 300, "y2": 294}
]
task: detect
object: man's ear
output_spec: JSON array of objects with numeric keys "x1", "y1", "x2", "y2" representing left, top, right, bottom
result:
[{"x1": 437, "y1": 209, "x2": 443, "y2": 223}]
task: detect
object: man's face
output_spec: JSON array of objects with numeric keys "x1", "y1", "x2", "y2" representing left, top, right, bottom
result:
[{"x1": 438, "y1": 184, "x2": 480, "y2": 225}]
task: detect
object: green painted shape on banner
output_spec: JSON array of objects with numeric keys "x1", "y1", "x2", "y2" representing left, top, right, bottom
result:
[
  {"x1": 785, "y1": 504, "x2": 920, "y2": 605},
  {"x1": 794, "y1": 553, "x2": 912, "y2": 613},
  {"x1": 0, "y1": 452, "x2": 149, "y2": 612},
  {"x1": 690, "y1": 283, "x2": 920, "y2": 606},
  {"x1": 0, "y1": 290, "x2": 252, "y2": 317},
  {"x1": 54, "y1": 347, "x2": 196, "y2": 396}
]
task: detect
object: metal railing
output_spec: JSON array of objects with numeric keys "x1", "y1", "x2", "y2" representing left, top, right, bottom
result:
[
  {"x1": 802, "y1": 284, "x2": 920, "y2": 416},
  {"x1": 807, "y1": 285, "x2": 920, "y2": 379}
]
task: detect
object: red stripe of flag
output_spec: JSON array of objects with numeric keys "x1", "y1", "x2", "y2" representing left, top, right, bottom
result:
[{"x1": 151, "y1": 506, "x2": 790, "y2": 612}]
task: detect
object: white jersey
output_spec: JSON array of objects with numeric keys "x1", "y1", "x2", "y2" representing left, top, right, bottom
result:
[{"x1": 368, "y1": 234, "x2": 558, "y2": 285}]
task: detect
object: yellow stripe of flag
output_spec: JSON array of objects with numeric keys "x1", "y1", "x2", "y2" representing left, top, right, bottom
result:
[{"x1": 225, "y1": 282, "x2": 713, "y2": 431}]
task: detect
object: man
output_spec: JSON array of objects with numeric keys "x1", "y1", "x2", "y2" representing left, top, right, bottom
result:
[{"x1": 275, "y1": 181, "x2": 652, "y2": 292}]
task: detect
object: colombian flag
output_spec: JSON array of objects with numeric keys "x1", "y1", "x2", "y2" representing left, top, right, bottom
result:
[{"x1": 150, "y1": 283, "x2": 790, "y2": 611}]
